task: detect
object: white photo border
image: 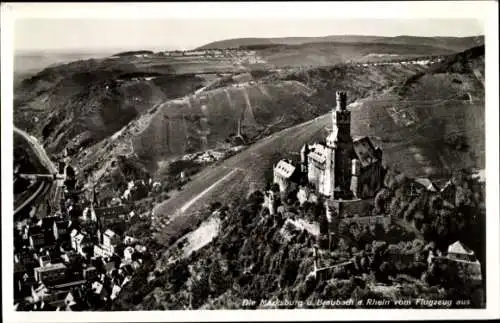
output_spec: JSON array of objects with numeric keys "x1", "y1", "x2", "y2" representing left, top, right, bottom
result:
[{"x1": 1, "y1": 1, "x2": 499, "y2": 322}]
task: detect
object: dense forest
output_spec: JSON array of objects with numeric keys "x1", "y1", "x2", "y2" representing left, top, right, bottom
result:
[{"x1": 111, "y1": 166, "x2": 485, "y2": 310}]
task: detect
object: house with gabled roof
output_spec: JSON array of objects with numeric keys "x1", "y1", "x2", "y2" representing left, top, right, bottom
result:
[
  {"x1": 273, "y1": 159, "x2": 301, "y2": 193},
  {"x1": 414, "y1": 177, "x2": 439, "y2": 192},
  {"x1": 103, "y1": 229, "x2": 121, "y2": 250},
  {"x1": 447, "y1": 241, "x2": 478, "y2": 263},
  {"x1": 34, "y1": 263, "x2": 67, "y2": 286}
]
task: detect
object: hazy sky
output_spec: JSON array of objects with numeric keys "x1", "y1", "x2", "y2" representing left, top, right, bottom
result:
[{"x1": 15, "y1": 18, "x2": 483, "y2": 52}]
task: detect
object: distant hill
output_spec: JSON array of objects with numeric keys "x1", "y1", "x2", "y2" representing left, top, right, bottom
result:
[
  {"x1": 197, "y1": 35, "x2": 484, "y2": 52},
  {"x1": 14, "y1": 51, "x2": 114, "y2": 74},
  {"x1": 397, "y1": 45, "x2": 485, "y2": 99},
  {"x1": 251, "y1": 41, "x2": 453, "y2": 67},
  {"x1": 112, "y1": 50, "x2": 155, "y2": 57}
]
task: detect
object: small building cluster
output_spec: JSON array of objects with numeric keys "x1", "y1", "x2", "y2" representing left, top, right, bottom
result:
[
  {"x1": 182, "y1": 149, "x2": 227, "y2": 163},
  {"x1": 14, "y1": 162, "x2": 151, "y2": 311}
]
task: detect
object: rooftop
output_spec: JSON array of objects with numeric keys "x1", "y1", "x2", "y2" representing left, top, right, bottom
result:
[
  {"x1": 308, "y1": 143, "x2": 327, "y2": 164},
  {"x1": 274, "y1": 160, "x2": 296, "y2": 179},
  {"x1": 104, "y1": 229, "x2": 117, "y2": 237},
  {"x1": 34, "y1": 263, "x2": 67, "y2": 273},
  {"x1": 414, "y1": 178, "x2": 438, "y2": 191},
  {"x1": 353, "y1": 137, "x2": 379, "y2": 167},
  {"x1": 448, "y1": 241, "x2": 475, "y2": 255}
]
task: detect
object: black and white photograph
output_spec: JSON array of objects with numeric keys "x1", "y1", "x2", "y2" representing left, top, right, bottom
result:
[{"x1": 2, "y1": 2, "x2": 499, "y2": 321}]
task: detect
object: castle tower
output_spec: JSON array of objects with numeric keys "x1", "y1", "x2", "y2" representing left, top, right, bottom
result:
[
  {"x1": 350, "y1": 159, "x2": 360, "y2": 198},
  {"x1": 264, "y1": 190, "x2": 276, "y2": 215},
  {"x1": 300, "y1": 144, "x2": 309, "y2": 174},
  {"x1": 268, "y1": 191, "x2": 275, "y2": 215},
  {"x1": 326, "y1": 91, "x2": 355, "y2": 199},
  {"x1": 333, "y1": 91, "x2": 351, "y2": 143},
  {"x1": 324, "y1": 141, "x2": 335, "y2": 198}
]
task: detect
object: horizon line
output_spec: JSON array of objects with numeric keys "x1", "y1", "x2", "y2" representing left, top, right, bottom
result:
[{"x1": 15, "y1": 33, "x2": 486, "y2": 54}]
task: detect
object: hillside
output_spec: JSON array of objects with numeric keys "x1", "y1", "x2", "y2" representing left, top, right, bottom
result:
[
  {"x1": 151, "y1": 99, "x2": 484, "y2": 245},
  {"x1": 197, "y1": 35, "x2": 484, "y2": 52},
  {"x1": 150, "y1": 46, "x2": 484, "y2": 245},
  {"x1": 14, "y1": 58, "x2": 210, "y2": 155},
  {"x1": 397, "y1": 45, "x2": 485, "y2": 99},
  {"x1": 69, "y1": 62, "x2": 432, "y2": 196},
  {"x1": 251, "y1": 42, "x2": 453, "y2": 67}
]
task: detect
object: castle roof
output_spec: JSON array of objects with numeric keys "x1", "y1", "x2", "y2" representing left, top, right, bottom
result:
[
  {"x1": 353, "y1": 137, "x2": 379, "y2": 167},
  {"x1": 471, "y1": 169, "x2": 486, "y2": 183},
  {"x1": 274, "y1": 160, "x2": 296, "y2": 179},
  {"x1": 448, "y1": 241, "x2": 474, "y2": 255},
  {"x1": 414, "y1": 178, "x2": 438, "y2": 191},
  {"x1": 308, "y1": 144, "x2": 327, "y2": 164}
]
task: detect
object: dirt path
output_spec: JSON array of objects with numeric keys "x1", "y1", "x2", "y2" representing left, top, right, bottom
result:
[{"x1": 179, "y1": 168, "x2": 240, "y2": 214}]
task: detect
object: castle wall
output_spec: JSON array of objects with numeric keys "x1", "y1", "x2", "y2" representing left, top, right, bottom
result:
[
  {"x1": 273, "y1": 174, "x2": 289, "y2": 193},
  {"x1": 307, "y1": 160, "x2": 324, "y2": 191},
  {"x1": 334, "y1": 148, "x2": 354, "y2": 196},
  {"x1": 330, "y1": 198, "x2": 374, "y2": 218},
  {"x1": 325, "y1": 198, "x2": 392, "y2": 230},
  {"x1": 315, "y1": 260, "x2": 354, "y2": 281},
  {"x1": 433, "y1": 256, "x2": 483, "y2": 286},
  {"x1": 341, "y1": 215, "x2": 391, "y2": 230},
  {"x1": 356, "y1": 161, "x2": 384, "y2": 199},
  {"x1": 262, "y1": 192, "x2": 275, "y2": 215}
]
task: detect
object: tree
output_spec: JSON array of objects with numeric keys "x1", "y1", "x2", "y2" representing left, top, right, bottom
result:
[
  {"x1": 209, "y1": 260, "x2": 230, "y2": 296},
  {"x1": 248, "y1": 191, "x2": 264, "y2": 205},
  {"x1": 280, "y1": 259, "x2": 299, "y2": 287},
  {"x1": 319, "y1": 213, "x2": 329, "y2": 236},
  {"x1": 189, "y1": 272, "x2": 210, "y2": 309},
  {"x1": 168, "y1": 259, "x2": 190, "y2": 292},
  {"x1": 374, "y1": 188, "x2": 391, "y2": 214},
  {"x1": 376, "y1": 261, "x2": 392, "y2": 283}
]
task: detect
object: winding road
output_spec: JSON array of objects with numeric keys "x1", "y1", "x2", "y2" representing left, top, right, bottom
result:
[{"x1": 14, "y1": 127, "x2": 59, "y2": 216}]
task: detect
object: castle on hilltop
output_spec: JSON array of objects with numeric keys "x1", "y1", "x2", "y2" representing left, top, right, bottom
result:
[{"x1": 271, "y1": 91, "x2": 386, "y2": 224}]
